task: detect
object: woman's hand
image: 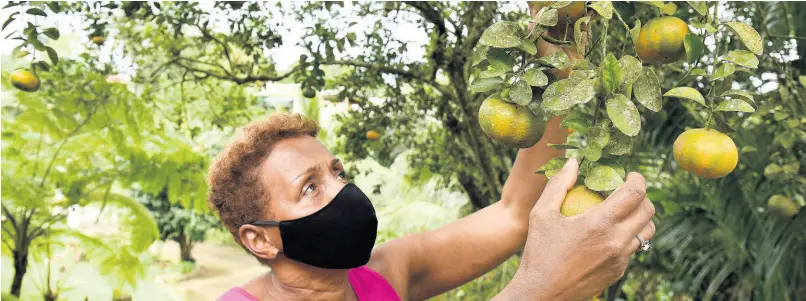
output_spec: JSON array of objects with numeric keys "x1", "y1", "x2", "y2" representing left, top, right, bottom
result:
[{"x1": 493, "y1": 158, "x2": 656, "y2": 301}]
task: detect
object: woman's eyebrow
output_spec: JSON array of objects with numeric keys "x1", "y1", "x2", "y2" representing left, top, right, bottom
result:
[{"x1": 292, "y1": 164, "x2": 322, "y2": 183}]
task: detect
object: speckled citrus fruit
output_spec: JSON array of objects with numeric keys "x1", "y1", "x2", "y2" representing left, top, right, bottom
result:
[
  {"x1": 767, "y1": 195, "x2": 799, "y2": 217},
  {"x1": 561, "y1": 186, "x2": 605, "y2": 217},
  {"x1": 478, "y1": 96, "x2": 545, "y2": 148},
  {"x1": 10, "y1": 69, "x2": 41, "y2": 92},
  {"x1": 673, "y1": 128, "x2": 738, "y2": 179},
  {"x1": 366, "y1": 130, "x2": 381, "y2": 140},
  {"x1": 635, "y1": 16, "x2": 689, "y2": 64},
  {"x1": 91, "y1": 35, "x2": 105, "y2": 45}
]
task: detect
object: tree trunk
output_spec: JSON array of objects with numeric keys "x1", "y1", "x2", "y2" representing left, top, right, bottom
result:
[
  {"x1": 177, "y1": 234, "x2": 195, "y2": 263},
  {"x1": 11, "y1": 249, "x2": 29, "y2": 297}
]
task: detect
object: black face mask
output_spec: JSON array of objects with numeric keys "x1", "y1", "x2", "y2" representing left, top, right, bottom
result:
[{"x1": 250, "y1": 183, "x2": 378, "y2": 269}]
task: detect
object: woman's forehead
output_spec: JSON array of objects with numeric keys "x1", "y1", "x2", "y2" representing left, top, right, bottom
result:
[{"x1": 261, "y1": 136, "x2": 334, "y2": 181}]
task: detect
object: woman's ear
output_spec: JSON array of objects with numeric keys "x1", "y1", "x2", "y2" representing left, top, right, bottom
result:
[{"x1": 238, "y1": 225, "x2": 280, "y2": 261}]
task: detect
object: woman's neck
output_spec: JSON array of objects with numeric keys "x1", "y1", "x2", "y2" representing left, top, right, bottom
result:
[{"x1": 246, "y1": 259, "x2": 358, "y2": 301}]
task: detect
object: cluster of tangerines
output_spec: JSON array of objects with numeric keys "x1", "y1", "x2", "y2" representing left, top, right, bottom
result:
[{"x1": 477, "y1": 2, "x2": 741, "y2": 217}]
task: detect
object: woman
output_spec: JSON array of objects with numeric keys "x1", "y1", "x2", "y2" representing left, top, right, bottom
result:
[{"x1": 207, "y1": 112, "x2": 656, "y2": 301}]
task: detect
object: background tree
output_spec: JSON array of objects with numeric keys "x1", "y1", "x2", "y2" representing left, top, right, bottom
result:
[{"x1": 134, "y1": 188, "x2": 220, "y2": 263}]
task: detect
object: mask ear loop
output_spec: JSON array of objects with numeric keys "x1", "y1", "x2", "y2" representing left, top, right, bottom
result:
[
  {"x1": 251, "y1": 220, "x2": 280, "y2": 227},
  {"x1": 250, "y1": 220, "x2": 284, "y2": 253}
]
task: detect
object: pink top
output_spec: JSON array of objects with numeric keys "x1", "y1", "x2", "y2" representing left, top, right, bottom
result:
[{"x1": 217, "y1": 266, "x2": 401, "y2": 301}]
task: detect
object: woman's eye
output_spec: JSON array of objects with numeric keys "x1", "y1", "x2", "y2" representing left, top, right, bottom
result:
[
  {"x1": 303, "y1": 184, "x2": 316, "y2": 195},
  {"x1": 337, "y1": 171, "x2": 346, "y2": 179}
]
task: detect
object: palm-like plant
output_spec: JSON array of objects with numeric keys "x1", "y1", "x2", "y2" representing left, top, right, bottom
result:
[{"x1": 1, "y1": 59, "x2": 159, "y2": 298}]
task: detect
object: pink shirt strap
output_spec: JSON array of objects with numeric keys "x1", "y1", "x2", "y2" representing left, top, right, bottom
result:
[
  {"x1": 217, "y1": 266, "x2": 400, "y2": 301},
  {"x1": 348, "y1": 266, "x2": 402, "y2": 301},
  {"x1": 217, "y1": 287, "x2": 259, "y2": 301}
]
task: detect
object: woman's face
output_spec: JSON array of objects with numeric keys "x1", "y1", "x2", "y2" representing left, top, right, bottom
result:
[{"x1": 260, "y1": 135, "x2": 349, "y2": 223}]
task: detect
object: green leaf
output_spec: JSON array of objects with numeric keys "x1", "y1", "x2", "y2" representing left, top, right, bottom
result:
[
  {"x1": 26, "y1": 8, "x2": 47, "y2": 17},
  {"x1": 585, "y1": 165, "x2": 625, "y2": 191},
  {"x1": 716, "y1": 99, "x2": 755, "y2": 113},
  {"x1": 589, "y1": 1, "x2": 614, "y2": 19},
  {"x1": 799, "y1": 76, "x2": 806, "y2": 87},
  {"x1": 633, "y1": 68, "x2": 662, "y2": 112},
  {"x1": 537, "y1": 51, "x2": 570, "y2": 69},
  {"x1": 29, "y1": 37, "x2": 46, "y2": 51},
  {"x1": 606, "y1": 94, "x2": 641, "y2": 136},
  {"x1": 773, "y1": 111, "x2": 790, "y2": 121},
  {"x1": 2, "y1": 12, "x2": 18, "y2": 31},
  {"x1": 484, "y1": 48, "x2": 515, "y2": 77},
  {"x1": 35, "y1": 60, "x2": 50, "y2": 72},
  {"x1": 724, "y1": 22, "x2": 763, "y2": 55},
  {"x1": 618, "y1": 55, "x2": 642, "y2": 87},
  {"x1": 725, "y1": 50, "x2": 758, "y2": 68},
  {"x1": 604, "y1": 131, "x2": 633, "y2": 155},
  {"x1": 43, "y1": 27, "x2": 59, "y2": 40},
  {"x1": 583, "y1": 145, "x2": 603, "y2": 161},
  {"x1": 519, "y1": 39, "x2": 538, "y2": 55},
  {"x1": 536, "y1": 157, "x2": 569, "y2": 178},
  {"x1": 523, "y1": 69, "x2": 548, "y2": 87},
  {"x1": 550, "y1": 1, "x2": 572, "y2": 8},
  {"x1": 660, "y1": 2, "x2": 677, "y2": 15},
  {"x1": 705, "y1": 23, "x2": 718, "y2": 33},
  {"x1": 561, "y1": 117, "x2": 590, "y2": 134},
  {"x1": 570, "y1": 69, "x2": 597, "y2": 80},
  {"x1": 45, "y1": 46, "x2": 58, "y2": 64},
  {"x1": 664, "y1": 87, "x2": 706, "y2": 106},
  {"x1": 687, "y1": 1, "x2": 708, "y2": 15},
  {"x1": 535, "y1": 8, "x2": 559, "y2": 27},
  {"x1": 588, "y1": 123, "x2": 611, "y2": 148},
  {"x1": 683, "y1": 33, "x2": 704, "y2": 64},
  {"x1": 469, "y1": 77, "x2": 505, "y2": 92},
  {"x1": 720, "y1": 90, "x2": 754, "y2": 105},
  {"x1": 600, "y1": 53, "x2": 622, "y2": 95},
  {"x1": 510, "y1": 80, "x2": 532, "y2": 106},
  {"x1": 479, "y1": 69, "x2": 508, "y2": 78},
  {"x1": 547, "y1": 144, "x2": 579, "y2": 150},
  {"x1": 480, "y1": 21, "x2": 523, "y2": 48},
  {"x1": 711, "y1": 62, "x2": 735, "y2": 81},
  {"x1": 541, "y1": 78, "x2": 596, "y2": 111},
  {"x1": 689, "y1": 19, "x2": 705, "y2": 29},
  {"x1": 630, "y1": 20, "x2": 641, "y2": 44},
  {"x1": 472, "y1": 45, "x2": 489, "y2": 67},
  {"x1": 596, "y1": 158, "x2": 626, "y2": 178}
]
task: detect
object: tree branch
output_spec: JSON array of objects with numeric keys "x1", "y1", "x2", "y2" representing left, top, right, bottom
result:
[
  {"x1": 196, "y1": 23, "x2": 235, "y2": 72},
  {"x1": 29, "y1": 214, "x2": 66, "y2": 240},
  {"x1": 404, "y1": 1, "x2": 448, "y2": 79},
  {"x1": 175, "y1": 62, "x2": 301, "y2": 84},
  {"x1": 2, "y1": 205, "x2": 18, "y2": 229}
]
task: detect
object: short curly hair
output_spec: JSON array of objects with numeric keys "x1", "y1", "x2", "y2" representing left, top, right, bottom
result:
[{"x1": 207, "y1": 113, "x2": 319, "y2": 240}]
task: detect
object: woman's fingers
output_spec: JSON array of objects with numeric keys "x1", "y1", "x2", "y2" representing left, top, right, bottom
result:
[{"x1": 536, "y1": 158, "x2": 579, "y2": 212}]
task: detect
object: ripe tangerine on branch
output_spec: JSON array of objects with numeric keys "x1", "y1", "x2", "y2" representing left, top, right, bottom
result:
[{"x1": 673, "y1": 128, "x2": 738, "y2": 179}]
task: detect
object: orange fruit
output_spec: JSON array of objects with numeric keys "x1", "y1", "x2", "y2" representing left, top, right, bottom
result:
[
  {"x1": 635, "y1": 16, "x2": 689, "y2": 64},
  {"x1": 366, "y1": 130, "x2": 381, "y2": 140},
  {"x1": 561, "y1": 186, "x2": 604, "y2": 217},
  {"x1": 767, "y1": 195, "x2": 799, "y2": 217},
  {"x1": 673, "y1": 128, "x2": 738, "y2": 178},
  {"x1": 10, "y1": 69, "x2": 41, "y2": 92},
  {"x1": 91, "y1": 35, "x2": 105, "y2": 45},
  {"x1": 478, "y1": 96, "x2": 545, "y2": 148}
]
